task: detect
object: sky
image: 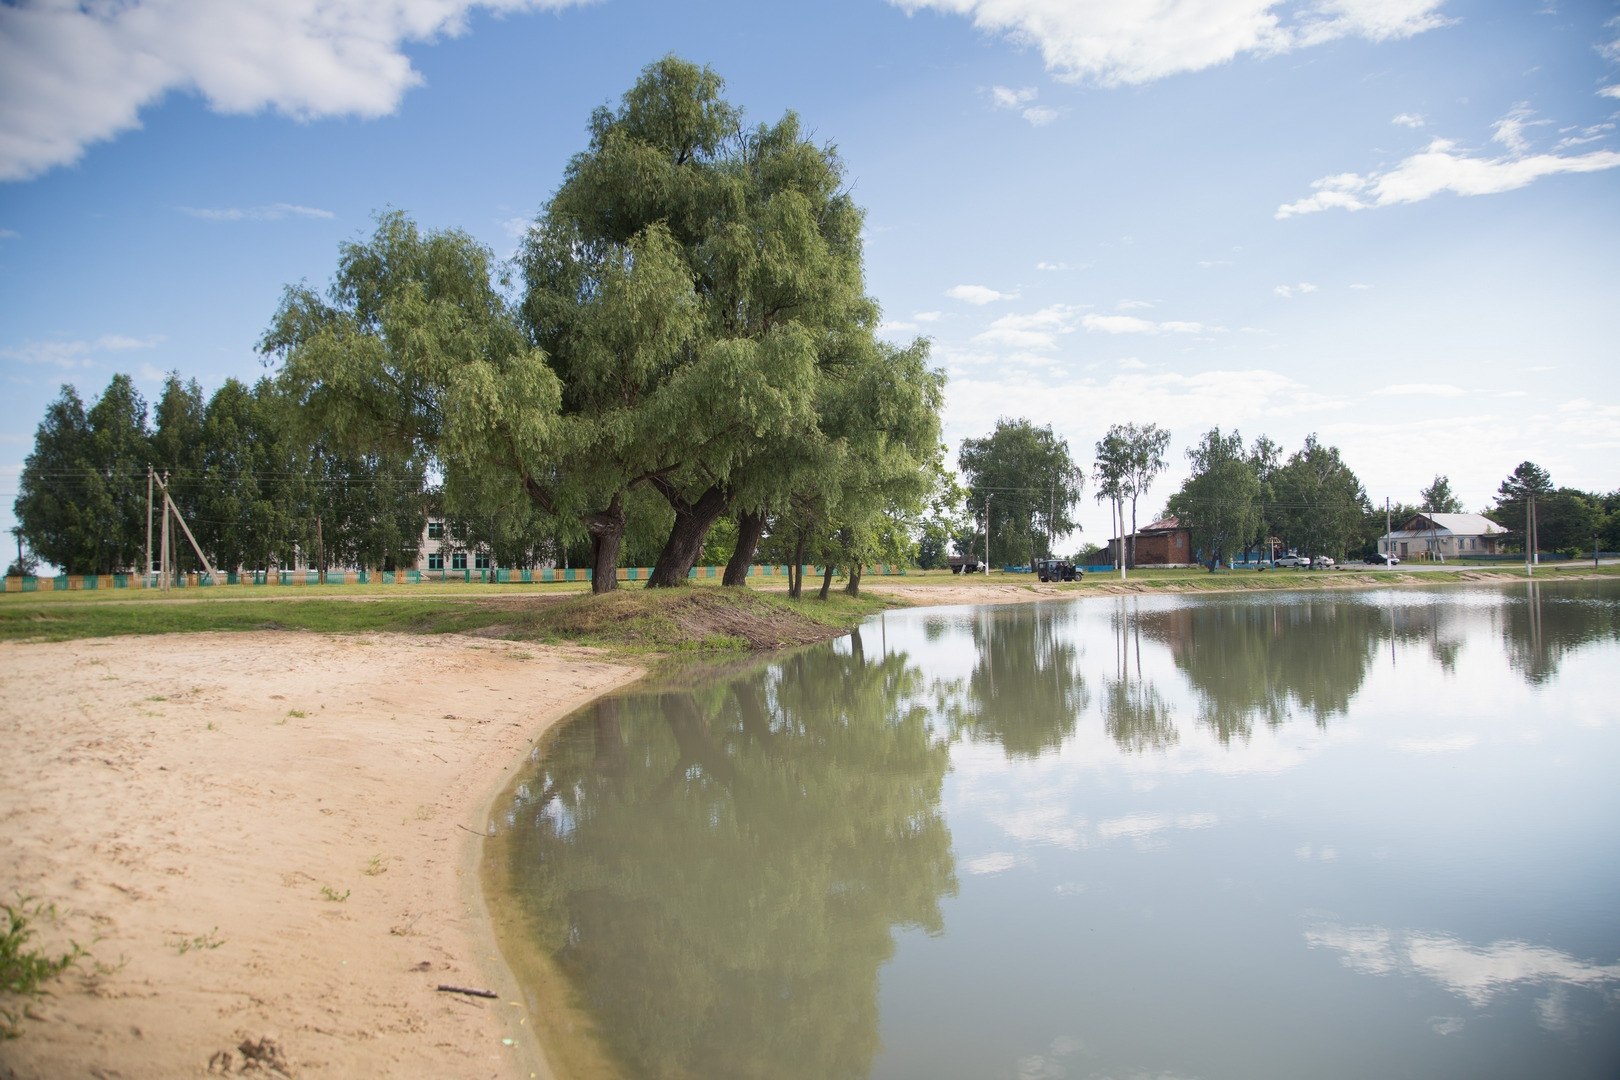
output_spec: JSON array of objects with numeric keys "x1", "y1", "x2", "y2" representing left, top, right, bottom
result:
[{"x1": 2, "y1": 0, "x2": 1618, "y2": 566}]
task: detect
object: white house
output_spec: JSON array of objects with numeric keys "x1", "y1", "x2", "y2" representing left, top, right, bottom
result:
[{"x1": 1381, "y1": 512, "x2": 1508, "y2": 560}]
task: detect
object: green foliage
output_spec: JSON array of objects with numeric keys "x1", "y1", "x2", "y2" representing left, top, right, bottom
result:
[
  {"x1": 16, "y1": 377, "x2": 152, "y2": 574},
  {"x1": 1269, "y1": 434, "x2": 1370, "y2": 559},
  {"x1": 1420, "y1": 474, "x2": 1464, "y2": 514},
  {"x1": 960, "y1": 418, "x2": 1083, "y2": 567},
  {"x1": 1166, "y1": 427, "x2": 1260, "y2": 568},
  {"x1": 1, "y1": 896, "x2": 86, "y2": 1039}
]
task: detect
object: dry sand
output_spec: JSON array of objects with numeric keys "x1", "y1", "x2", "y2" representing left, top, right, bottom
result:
[{"x1": 0, "y1": 631, "x2": 641, "y2": 1080}]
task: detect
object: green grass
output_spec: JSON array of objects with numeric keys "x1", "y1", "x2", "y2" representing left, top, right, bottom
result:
[{"x1": 0, "y1": 578, "x2": 896, "y2": 654}]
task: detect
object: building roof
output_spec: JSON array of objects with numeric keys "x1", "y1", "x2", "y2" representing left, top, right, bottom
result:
[
  {"x1": 1394, "y1": 512, "x2": 1507, "y2": 537},
  {"x1": 1107, "y1": 516, "x2": 1184, "y2": 544}
]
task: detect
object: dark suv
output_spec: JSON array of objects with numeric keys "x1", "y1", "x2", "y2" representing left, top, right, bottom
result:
[{"x1": 1036, "y1": 559, "x2": 1081, "y2": 582}]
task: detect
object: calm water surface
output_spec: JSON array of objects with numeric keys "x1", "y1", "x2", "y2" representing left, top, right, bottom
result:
[{"x1": 488, "y1": 580, "x2": 1620, "y2": 1079}]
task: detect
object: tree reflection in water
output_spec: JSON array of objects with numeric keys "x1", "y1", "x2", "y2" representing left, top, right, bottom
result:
[
  {"x1": 1501, "y1": 580, "x2": 1620, "y2": 683},
  {"x1": 494, "y1": 636, "x2": 956, "y2": 1080},
  {"x1": 941, "y1": 605, "x2": 1090, "y2": 759},
  {"x1": 1135, "y1": 597, "x2": 1387, "y2": 744},
  {"x1": 1102, "y1": 602, "x2": 1177, "y2": 753}
]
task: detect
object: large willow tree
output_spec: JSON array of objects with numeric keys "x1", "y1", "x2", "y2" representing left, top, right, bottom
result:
[{"x1": 523, "y1": 56, "x2": 917, "y2": 587}]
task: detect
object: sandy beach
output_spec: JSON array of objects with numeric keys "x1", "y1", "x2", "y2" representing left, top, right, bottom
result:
[{"x1": 0, "y1": 631, "x2": 641, "y2": 1080}]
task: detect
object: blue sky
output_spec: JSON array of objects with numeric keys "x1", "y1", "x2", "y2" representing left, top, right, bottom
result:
[{"x1": 2, "y1": 0, "x2": 1617, "y2": 563}]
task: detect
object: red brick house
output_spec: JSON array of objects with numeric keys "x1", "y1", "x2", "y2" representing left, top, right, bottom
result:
[{"x1": 1108, "y1": 516, "x2": 1194, "y2": 567}]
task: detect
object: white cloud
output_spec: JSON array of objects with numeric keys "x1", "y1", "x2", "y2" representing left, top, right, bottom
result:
[
  {"x1": 180, "y1": 202, "x2": 334, "y2": 222},
  {"x1": 989, "y1": 84, "x2": 1037, "y2": 108},
  {"x1": 0, "y1": 227, "x2": 17, "y2": 239},
  {"x1": 973, "y1": 304, "x2": 1081, "y2": 349},
  {"x1": 1116, "y1": 298, "x2": 1154, "y2": 310},
  {"x1": 1082, "y1": 313, "x2": 1219, "y2": 335},
  {"x1": 1392, "y1": 112, "x2": 1426, "y2": 128},
  {"x1": 0, "y1": 333, "x2": 163, "y2": 370},
  {"x1": 890, "y1": 0, "x2": 1450, "y2": 87},
  {"x1": 1277, "y1": 121, "x2": 1620, "y2": 218},
  {"x1": 1490, "y1": 104, "x2": 1544, "y2": 154},
  {"x1": 1602, "y1": 85, "x2": 1620, "y2": 99},
  {"x1": 948, "y1": 283, "x2": 1016, "y2": 305},
  {"x1": 987, "y1": 84, "x2": 1062, "y2": 125},
  {"x1": 0, "y1": 0, "x2": 586, "y2": 182},
  {"x1": 914, "y1": 310, "x2": 943, "y2": 322},
  {"x1": 1372, "y1": 383, "x2": 1468, "y2": 396},
  {"x1": 1350, "y1": 282, "x2": 1373, "y2": 289},
  {"x1": 1274, "y1": 282, "x2": 1318, "y2": 298},
  {"x1": 1036, "y1": 260, "x2": 1079, "y2": 271}
]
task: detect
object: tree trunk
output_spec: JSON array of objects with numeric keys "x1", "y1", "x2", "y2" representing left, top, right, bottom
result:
[
  {"x1": 584, "y1": 494, "x2": 626, "y2": 595},
  {"x1": 818, "y1": 562, "x2": 834, "y2": 600},
  {"x1": 1128, "y1": 496, "x2": 1138, "y2": 570},
  {"x1": 844, "y1": 563, "x2": 862, "y2": 597},
  {"x1": 723, "y1": 508, "x2": 767, "y2": 587},
  {"x1": 788, "y1": 531, "x2": 808, "y2": 599},
  {"x1": 647, "y1": 481, "x2": 728, "y2": 588}
]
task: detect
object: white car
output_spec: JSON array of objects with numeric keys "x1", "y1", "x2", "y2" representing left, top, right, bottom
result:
[
  {"x1": 1274, "y1": 554, "x2": 1308, "y2": 568},
  {"x1": 1311, "y1": 555, "x2": 1336, "y2": 569}
]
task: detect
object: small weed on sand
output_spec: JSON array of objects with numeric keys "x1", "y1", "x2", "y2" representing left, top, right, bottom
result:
[
  {"x1": 1, "y1": 896, "x2": 87, "y2": 1039},
  {"x1": 172, "y1": 929, "x2": 223, "y2": 954},
  {"x1": 319, "y1": 886, "x2": 350, "y2": 903}
]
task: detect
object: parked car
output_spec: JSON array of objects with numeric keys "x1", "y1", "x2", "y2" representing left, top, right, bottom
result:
[
  {"x1": 1363, "y1": 553, "x2": 1400, "y2": 566},
  {"x1": 1311, "y1": 555, "x2": 1336, "y2": 569},
  {"x1": 1274, "y1": 554, "x2": 1309, "y2": 568}
]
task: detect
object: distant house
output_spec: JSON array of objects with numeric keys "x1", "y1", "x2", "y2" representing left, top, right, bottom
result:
[
  {"x1": 1381, "y1": 512, "x2": 1508, "y2": 560},
  {"x1": 1108, "y1": 516, "x2": 1193, "y2": 567}
]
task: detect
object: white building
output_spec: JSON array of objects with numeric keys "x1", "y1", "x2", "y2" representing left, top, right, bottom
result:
[{"x1": 1381, "y1": 512, "x2": 1508, "y2": 561}]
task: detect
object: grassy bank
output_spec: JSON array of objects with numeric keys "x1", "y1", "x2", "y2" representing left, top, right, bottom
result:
[{"x1": 0, "y1": 581, "x2": 895, "y2": 653}]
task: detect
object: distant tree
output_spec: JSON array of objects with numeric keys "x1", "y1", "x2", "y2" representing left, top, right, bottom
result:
[
  {"x1": 15, "y1": 385, "x2": 93, "y2": 573},
  {"x1": 1420, "y1": 474, "x2": 1464, "y2": 514},
  {"x1": 1092, "y1": 427, "x2": 1129, "y2": 571},
  {"x1": 1270, "y1": 434, "x2": 1370, "y2": 560},
  {"x1": 1122, "y1": 423, "x2": 1171, "y2": 569},
  {"x1": 961, "y1": 418, "x2": 1083, "y2": 569},
  {"x1": 1166, "y1": 427, "x2": 1259, "y2": 570},
  {"x1": 18, "y1": 376, "x2": 151, "y2": 574},
  {"x1": 1247, "y1": 434, "x2": 1282, "y2": 562},
  {"x1": 1488, "y1": 461, "x2": 1556, "y2": 550},
  {"x1": 1535, "y1": 488, "x2": 1600, "y2": 557},
  {"x1": 5, "y1": 528, "x2": 38, "y2": 577},
  {"x1": 915, "y1": 460, "x2": 967, "y2": 571},
  {"x1": 151, "y1": 373, "x2": 207, "y2": 570},
  {"x1": 196, "y1": 378, "x2": 310, "y2": 572}
]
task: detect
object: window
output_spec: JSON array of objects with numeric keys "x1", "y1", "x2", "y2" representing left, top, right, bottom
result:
[
  {"x1": 427, "y1": 553, "x2": 444, "y2": 571},
  {"x1": 475, "y1": 552, "x2": 491, "y2": 570},
  {"x1": 451, "y1": 522, "x2": 466, "y2": 541},
  {"x1": 452, "y1": 552, "x2": 468, "y2": 571},
  {"x1": 427, "y1": 520, "x2": 444, "y2": 540}
]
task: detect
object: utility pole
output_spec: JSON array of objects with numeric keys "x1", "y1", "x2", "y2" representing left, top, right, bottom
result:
[
  {"x1": 1526, "y1": 493, "x2": 1535, "y2": 577},
  {"x1": 159, "y1": 471, "x2": 172, "y2": 590},
  {"x1": 984, "y1": 493, "x2": 993, "y2": 575},
  {"x1": 1385, "y1": 496, "x2": 1391, "y2": 560},
  {"x1": 146, "y1": 465, "x2": 154, "y2": 588}
]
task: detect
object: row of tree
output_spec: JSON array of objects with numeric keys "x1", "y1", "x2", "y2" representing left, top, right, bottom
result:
[{"x1": 12, "y1": 372, "x2": 429, "y2": 577}]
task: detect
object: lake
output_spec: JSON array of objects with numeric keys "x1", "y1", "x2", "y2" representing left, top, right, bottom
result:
[{"x1": 485, "y1": 579, "x2": 1620, "y2": 1079}]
